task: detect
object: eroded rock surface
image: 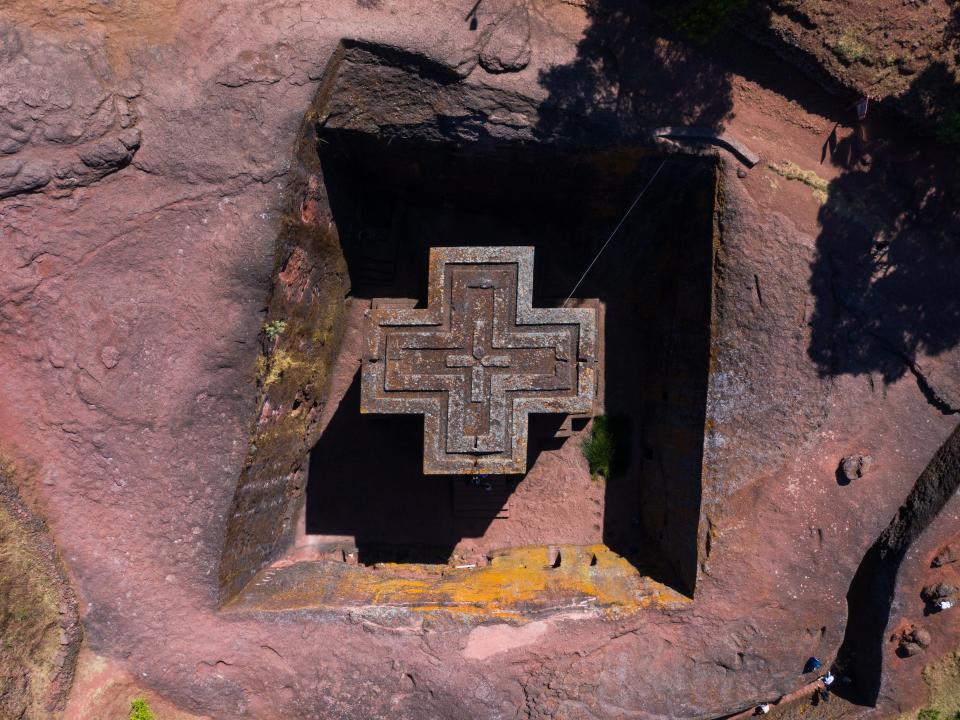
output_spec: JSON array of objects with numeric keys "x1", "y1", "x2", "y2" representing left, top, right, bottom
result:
[
  {"x1": 0, "y1": 23, "x2": 140, "y2": 198},
  {"x1": 0, "y1": 1, "x2": 958, "y2": 719}
]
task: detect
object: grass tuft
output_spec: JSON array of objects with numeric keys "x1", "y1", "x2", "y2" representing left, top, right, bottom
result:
[
  {"x1": 834, "y1": 32, "x2": 868, "y2": 64},
  {"x1": 768, "y1": 161, "x2": 830, "y2": 203},
  {"x1": 666, "y1": 0, "x2": 748, "y2": 41},
  {"x1": 130, "y1": 698, "x2": 156, "y2": 720},
  {"x1": 937, "y1": 111, "x2": 960, "y2": 145},
  {"x1": 582, "y1": 416, "x2": 613, "y2": 478}
]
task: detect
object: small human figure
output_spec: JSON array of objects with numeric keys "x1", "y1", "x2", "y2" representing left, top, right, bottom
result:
[
  {"x1": 852, "y1": 94, "x2": 872, "y2": 161},
  {"x1": 803, "y1": 656, "x2": 823, "y2": 674},
  {"x1": 815, "y1": 671, "x2": 834, "y2": 703},
  {"x1": 936, "y1": 599, "x2": 955, "y2": 611}
]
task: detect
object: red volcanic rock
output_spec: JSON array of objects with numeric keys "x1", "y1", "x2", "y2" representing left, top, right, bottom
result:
[
  {"x1": 933, "y1": 544, "x2": 958, "y2": 568},
  {"x1": 921, "y1": 583, "x2": 958, "y2": 602},
  {"x1": 99, "y1": 346, "x2": 121, "y2": 369},
  {"x1": 841, "y1": 454, "x2": 874, "y2": 482},
  {"x1": 0, "y1": 2, "x2": 958, "y2": 720},
  {"x1": 895, "y1": 625, "x2": 932, "y2": 658}
]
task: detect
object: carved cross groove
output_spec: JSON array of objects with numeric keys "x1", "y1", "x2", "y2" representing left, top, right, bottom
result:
[{"x1": 360, "y1": 246, "x2": 598, "y2": 475}]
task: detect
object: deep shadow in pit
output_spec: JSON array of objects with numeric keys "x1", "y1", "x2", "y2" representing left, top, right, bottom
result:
[
  {"x1": 533, "y1": 0, "x2": 735, "y2": 141},
  {"x1": 306, "y1": 374, "x2": 460, "y2": 564},
  {"x1": 306, "y1": 378, "x2": 570, "y2": 564},
  {"x1": 306, "y1": 128, "x2": 717, "y2": 594}
]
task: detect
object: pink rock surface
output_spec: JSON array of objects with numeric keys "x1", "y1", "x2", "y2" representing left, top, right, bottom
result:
[{"x1": 0, "y1": 1, "x2": 958, "y2": 718}]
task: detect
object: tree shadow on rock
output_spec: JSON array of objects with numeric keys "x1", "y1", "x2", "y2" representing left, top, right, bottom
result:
[
  {"x1": 807, "y1": 107, "x2": 960, "y2": 411},
  {"x1": 809, "y1": 10, "x2": 960, "y2": 400},
  {"x1": 946, "y1": 0, "x2": 960, "y2": 56},
  {"x1": 899, "y1": 61, "x2": 960, "y2": 143},
  {"x1": 813, "y1": 25, "x2": 960, "y2": 707},
  {"x1": 535, "y1": 1, "x2": 735, "y2": 142}
]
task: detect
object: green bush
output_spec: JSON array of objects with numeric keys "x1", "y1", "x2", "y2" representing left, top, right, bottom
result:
[
  {"x1": 582, "y1": 415, "x2": 616, "y2": 478},
  {"x1": 263, "y1": 319, "x2": 288, "y2": 341},
  {"x1": 916, "y1": 708, "x2": 960, "y2": 720},
  {"x1": 130, "y1": 698, "x2": 155, "y2": 720},
  {"x1": 666, "y1": 0, "x2": 748, "y2": 41},
  {"x1": 937, "y1": 111, "x2": 960, "y2": 144}
]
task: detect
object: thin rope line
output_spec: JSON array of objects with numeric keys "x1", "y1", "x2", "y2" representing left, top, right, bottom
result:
[{"x1": 562, "y1": 158, "x2": 668, "y2": 308}]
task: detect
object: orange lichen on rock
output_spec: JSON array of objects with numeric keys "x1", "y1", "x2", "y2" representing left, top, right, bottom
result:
[{"x1": 224, "y1": 544, "x2": 689, "y2": 620}]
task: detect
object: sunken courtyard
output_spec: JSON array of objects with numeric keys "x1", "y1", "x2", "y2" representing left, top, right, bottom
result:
[{"x1": 1, "y1": 3, "x2": 959, "y2": 720}]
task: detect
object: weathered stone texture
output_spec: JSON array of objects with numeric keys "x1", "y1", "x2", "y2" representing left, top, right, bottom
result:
[
  {"x1": 1, "y1": 2, "x2": 959, "y2": 719},
  {"x1": 361, "y1": 246, "x2": 597, "y2": 474},
  {"x1": 0, "y1": 24, "x2": 140, "y2": 198}
]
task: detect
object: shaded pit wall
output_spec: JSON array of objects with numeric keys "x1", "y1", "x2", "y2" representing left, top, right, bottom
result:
[
  {"x1": 216, "y1": 60, "x2": 350, "y2": 603},
  {"x1": 626, "y1": 171, "x2": 716, "y2": 597},
  {"x1": 308, "y1": 127, "x2": 717, "y2": 596},
  {"x1": 218, "y1": 40, "x2": 524, "y2": 602},
  {"x1": 218, "y1": 40, "x2": 719, "y2": 603}
]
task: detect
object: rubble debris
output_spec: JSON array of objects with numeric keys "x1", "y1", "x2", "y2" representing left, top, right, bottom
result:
[
  {"x1": 932, "y1": 544, "x2": 957, "y2": 567},
  {"x1": 921, "y1": 583, "x2": 958, "y2": 601},
  {"x1": 895, "y1": 625, "x2": 931, "y2": 657},
  {"x1": 840, "y1": 454, "x2": 874, "y2": 482}
]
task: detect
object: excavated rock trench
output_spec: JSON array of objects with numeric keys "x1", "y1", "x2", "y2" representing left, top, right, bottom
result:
[
  {"x1": 212, "y1": 40, "x2": 960, "y2": 715},
  {"x1": 220, "y1": 41, "x2": 717, "y2": 615}
]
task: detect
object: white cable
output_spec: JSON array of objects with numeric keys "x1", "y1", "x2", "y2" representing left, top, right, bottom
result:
[{"x1": 562, "y1": 158, "x2": 668, "y2": 308}]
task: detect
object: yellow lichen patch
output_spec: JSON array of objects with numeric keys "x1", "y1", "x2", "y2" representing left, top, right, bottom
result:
[
  {"x1": 912, "y1": 648, "x2": 960, "y2": 719},
  {"x1": 259, "y1": 349, "x2": 306, "y2": 388},
  {"x1": 312, "y1": 327, "x2": 334, "y2": 347},
  {"x1": 4, "y1": 0, "x2": 183, "y2": 73},
  {"x1": 225, "y1": 545, "x2": 690, "y2": 620},
  {"x1": 767, "y1": 161, "x2": 830, "y2": 203}
]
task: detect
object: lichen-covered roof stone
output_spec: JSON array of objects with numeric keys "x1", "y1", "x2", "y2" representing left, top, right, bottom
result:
[{"x1": 360, "y1": 246, "x2": 598, "y2": 474}]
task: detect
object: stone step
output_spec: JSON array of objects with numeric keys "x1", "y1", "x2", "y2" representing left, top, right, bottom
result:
[{"x1": 553, "y1": 413, "x2": 592, "y2": 439}]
